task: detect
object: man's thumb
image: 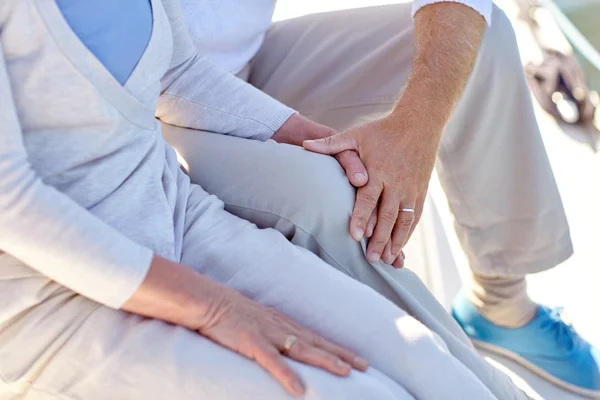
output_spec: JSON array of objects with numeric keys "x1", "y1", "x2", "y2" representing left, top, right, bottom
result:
[{"x1": 303, "y1": 133, "x2": 354, "y2": 155}]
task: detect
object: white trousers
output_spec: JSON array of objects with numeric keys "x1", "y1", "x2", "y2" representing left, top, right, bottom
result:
[{"x1": 0, "y1": 185, "x2": 525, "y2": 399}]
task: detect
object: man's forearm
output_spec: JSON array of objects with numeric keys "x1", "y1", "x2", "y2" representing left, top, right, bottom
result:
[
  {"x1": 303, "y1": 3, "x2": 489, "y2": 265},
  {"x1": 390, "y1": 3, "x2": 486, "y2": 138}
]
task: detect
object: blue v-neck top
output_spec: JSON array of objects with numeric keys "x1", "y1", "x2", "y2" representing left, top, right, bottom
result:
[{"x1": 56, "y1": 0, "x2": 153, "y2": 85}]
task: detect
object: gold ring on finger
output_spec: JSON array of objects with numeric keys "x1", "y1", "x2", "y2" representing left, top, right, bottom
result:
[{"x1": 282, "y1": 335, "x2": 298, "y2": 354}]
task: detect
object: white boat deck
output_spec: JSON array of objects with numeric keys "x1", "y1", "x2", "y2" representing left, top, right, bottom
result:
[{"x1": 274, "y1": 1, "x2": 600, "y2": 398}]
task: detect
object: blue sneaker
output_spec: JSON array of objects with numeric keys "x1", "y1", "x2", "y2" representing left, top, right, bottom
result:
[{"x1": 452, "y1": 293, "x2": 600, "y2": 398}]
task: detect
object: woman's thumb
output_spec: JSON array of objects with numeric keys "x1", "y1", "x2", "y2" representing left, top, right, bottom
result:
[{"x1": 303, "y1": 133, "x2": 354, "y2": 155}]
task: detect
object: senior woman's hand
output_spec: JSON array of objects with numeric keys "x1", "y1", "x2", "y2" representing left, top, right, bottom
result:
[
  {"x1": 199, "y1": 286, "x2": 369, "y2": 396},
  {"x1": 124, "y1": 255, "x2": 368, "y2": 397},
  {"x1": 273, "y1": 114, "x2": 369, "y2": 188}
]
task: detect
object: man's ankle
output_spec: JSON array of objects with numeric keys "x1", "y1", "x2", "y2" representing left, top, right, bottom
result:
[{"x1": 467, "y1": 273, "x2": 538, "y2": 328}]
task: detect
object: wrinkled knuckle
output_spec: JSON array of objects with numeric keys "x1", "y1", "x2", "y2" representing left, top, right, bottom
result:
[
  {"x1": 353, "y1": 215, "x2": 369, "y2": 228},
  {"x1": 360, "y1": 193, "x2": 379, "y2": 208},
  {"x1": 342, "y1": 149, "x2": 354, "y2": 158},
  {"x1": 380, "y1": 211, "x2": 397, "y2": 224},
  {"x1": 336, "y1": 151, "x2": 348, "y2": 162},
  {"x1": 399, "y1": 219, "x2": 413, "y2": 228},
  {"x1": 391, "y1": 243, "x2": 403, "y2": 255}
]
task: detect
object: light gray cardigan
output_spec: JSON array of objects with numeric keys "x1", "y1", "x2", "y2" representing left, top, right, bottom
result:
[{"x1": 0, "y1": 0, "x2": 295, "y2": 308}]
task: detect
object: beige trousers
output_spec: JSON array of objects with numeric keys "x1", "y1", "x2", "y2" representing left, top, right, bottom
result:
[
  {"x1": 167, "y1": 4, "x2": 571, "y2": 294},
  {"x1": 164, "y1": 0, "x2": 571, "y2": 362}
]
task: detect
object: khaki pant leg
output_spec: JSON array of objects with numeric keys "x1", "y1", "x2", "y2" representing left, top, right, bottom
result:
[{"x1": 249, "y1": 4, "x2": 573, "y2": 278}]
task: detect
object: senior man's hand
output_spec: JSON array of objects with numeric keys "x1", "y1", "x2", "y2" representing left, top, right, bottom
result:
[
  {"x1": 274, "y1": 114, "x2": 409, "y2": 266},
  {"x1": 303, "y1": 113, "x2": 436, "y2": 267},
  {"x1": 304, "y1": 3, "x2": 486, "y2": 267}
]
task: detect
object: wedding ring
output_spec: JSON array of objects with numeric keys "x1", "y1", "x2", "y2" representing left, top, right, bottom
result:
[
  {"x1": 282, "y1": 335, "x2": 298, "y2": 354},
  {"x1": 401, "y1": 208, "x2": 415, "y2": 213}
]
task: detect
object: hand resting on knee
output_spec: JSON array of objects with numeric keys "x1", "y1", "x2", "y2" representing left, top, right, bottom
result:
[{"x1": 123, "y1": 255, "x2": 369, "y2": 397}]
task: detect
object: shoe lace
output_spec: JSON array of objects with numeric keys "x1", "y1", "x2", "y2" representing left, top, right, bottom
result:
[{"x1": 540, "y1": 307, "x2": 578, "y2": 352}]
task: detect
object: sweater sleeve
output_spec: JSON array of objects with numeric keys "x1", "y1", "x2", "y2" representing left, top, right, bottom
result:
[
  {"x1": 0, "y1": 43, "x2": 154, "y2": 309},
  {"x1": 412, "y1": 0, "x2": 493, "y2": 26},
  {"x1": 156, "y1": 0, "x2": 295, "y2": 141}
]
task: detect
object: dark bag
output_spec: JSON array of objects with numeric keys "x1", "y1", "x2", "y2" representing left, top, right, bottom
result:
[
  {"x1": 518, "y1": 0, "x2": 598, "y2": 129},
  {"x1": 526, "y1": 49, "x2": 597, "y2": 126}
]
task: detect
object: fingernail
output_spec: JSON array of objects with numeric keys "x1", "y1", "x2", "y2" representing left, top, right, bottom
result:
[
  {"x1": 354, "y1": 356, "x2": 369, "y2": 370},
  {"x1": 367, "y1": 252, "x2": 380, "y2": 263},
  {"x1": 292, "y1": 380, "x2": 305, "y2": 395},
  {"x1": 380, "y1": 253, "x2": 389, "y2": 264},
  {"x1": 353, "y1": 172, "x2": 367, "y2": 181},
  {"x1": 336, "y1": 359, "x2": 351, "y2": 370},
  {"x1": 385, "y1": 248, "x2": 394, "y2": 263},
  {"x1": 352, "y1": 227, "x2": 364, "y2": 241}
]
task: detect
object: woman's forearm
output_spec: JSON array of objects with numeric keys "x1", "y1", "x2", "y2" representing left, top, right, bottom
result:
[
  {"x1": 156, "y1": 0, "x2": 295, "y2": 141},
  {"x1": 122, "y1": 255, "x2": 226, "y2": 330}
]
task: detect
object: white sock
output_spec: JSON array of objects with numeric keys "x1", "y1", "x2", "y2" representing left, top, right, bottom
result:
[{"x1": 467, "y1": 273, "x2": 539, "y2": 328}]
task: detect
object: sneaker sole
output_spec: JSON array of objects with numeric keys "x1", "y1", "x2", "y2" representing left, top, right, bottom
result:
[{"x1": 472, "y1": 339, "x2": 600, "y2": 399}]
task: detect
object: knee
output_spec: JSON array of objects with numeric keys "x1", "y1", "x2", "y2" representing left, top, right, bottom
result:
[
  {"x1": 475, "y1": 6, "x2": 523, "y2": 80},
  {"x1": 284, "y1": 149, "x2": 356, "y2": 231}
]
